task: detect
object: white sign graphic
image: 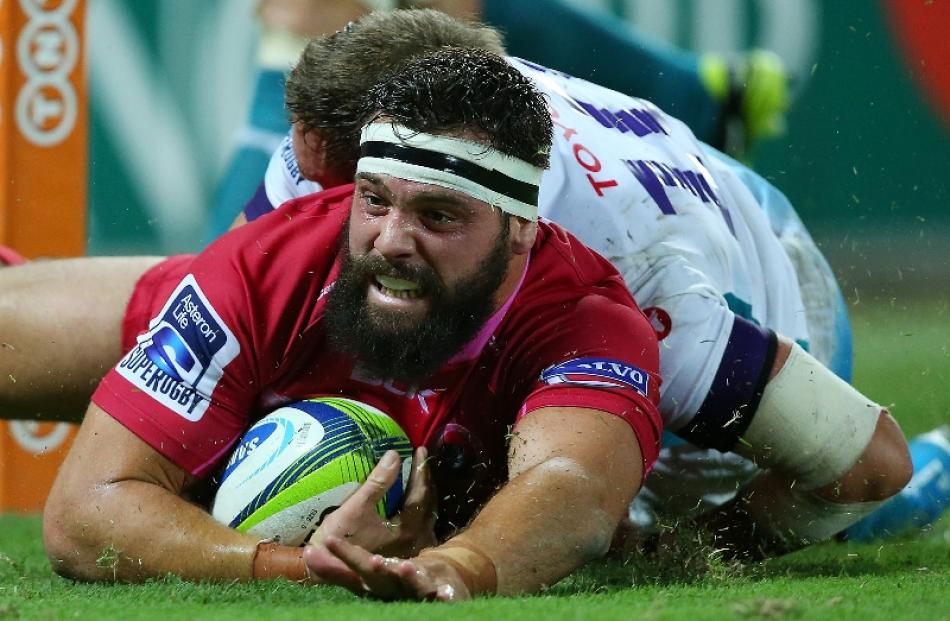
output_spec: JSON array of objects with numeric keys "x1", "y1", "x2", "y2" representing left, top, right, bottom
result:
[{"x1": 15, "y1": 0, "x2": 81, "y2": 146}]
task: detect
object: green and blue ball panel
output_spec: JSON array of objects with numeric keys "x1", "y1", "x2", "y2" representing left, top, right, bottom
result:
[{"x1": 211, "y1": 397, "x2": 412, "y2": 546}]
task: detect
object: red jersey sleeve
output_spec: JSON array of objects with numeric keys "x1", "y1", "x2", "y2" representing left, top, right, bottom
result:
[
  {"x1": 92, "y1": 256, "x2": 267, "y2": 477},
  {"x1": 514, "y1": 293, "x2": 663, "y2": 475},
  {"x1": 92, "y1": 189, "x2": 349, "y2": 477}
]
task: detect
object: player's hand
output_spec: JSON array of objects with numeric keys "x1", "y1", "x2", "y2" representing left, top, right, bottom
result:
[
  {"x1": 310, "y1": 447, "x2": 437, "y2": 556},
  {"x1": 307, "y1": 535, "x2": 470, "y2": 602},
  {"x1": 378, "y1": 446, "x2": 438, "y2": 558}
]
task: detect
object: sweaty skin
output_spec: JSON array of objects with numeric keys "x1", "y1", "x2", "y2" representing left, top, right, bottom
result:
[
  {"x1": 43, "y1": 403, "x2": 434, "y2": 582},
  {"x1": 306, "y1": 406, "x2": 643, "y2": 599}
]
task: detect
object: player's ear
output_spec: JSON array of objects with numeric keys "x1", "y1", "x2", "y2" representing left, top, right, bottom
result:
[{"x1": 509, "y1": 217, "x2": 536, "y2": 255}]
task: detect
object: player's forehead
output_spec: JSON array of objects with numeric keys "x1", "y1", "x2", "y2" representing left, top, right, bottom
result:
[{"x1": 355, "y1": 171, "x2": 487, "y2": 212}]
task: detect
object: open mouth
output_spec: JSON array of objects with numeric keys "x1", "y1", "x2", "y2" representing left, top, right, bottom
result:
[{"x1": 374, "y1": 274, "x2": 424, "y2": 300}]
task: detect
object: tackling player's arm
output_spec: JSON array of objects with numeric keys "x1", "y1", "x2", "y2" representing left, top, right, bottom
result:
[{"x1": 633, "y1": 267, "x2": 912, "y2": 558}]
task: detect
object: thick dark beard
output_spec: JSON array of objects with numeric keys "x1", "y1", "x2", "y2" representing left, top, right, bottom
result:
[{"x1": 324, "y1": 222, "x2": 512, "y2": 385}]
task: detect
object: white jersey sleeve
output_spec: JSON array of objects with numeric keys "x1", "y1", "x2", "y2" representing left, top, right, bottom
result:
[{"x1": 511, "y1": 58, "x2": 809, "y2": 436}]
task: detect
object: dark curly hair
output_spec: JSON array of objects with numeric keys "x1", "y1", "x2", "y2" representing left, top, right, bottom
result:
[
  {"x1": 284, "y1": 9, "x2": 505, "y2": 180},
  {"x1": 361, "y1": 48, "x2": 553, "y2": 170}
]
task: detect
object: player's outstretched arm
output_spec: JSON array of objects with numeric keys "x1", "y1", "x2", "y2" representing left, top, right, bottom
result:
[
  {"x1": 43, "y1": 403, "x2": 436, "y2": 583},
  {"x1": 448, "y1": 406, "x2": 644, "y2": 595},
  {"x1": 43, "y1": 404, "x2": 267, "y2": 582},
  {"x1": 309, "y1": 406, "x2": 644, "y2": 599}
]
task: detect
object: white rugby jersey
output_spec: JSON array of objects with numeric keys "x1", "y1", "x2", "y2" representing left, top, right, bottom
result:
[{"x1": 250, "y1": 57, "x2": 809, "y2": 436}]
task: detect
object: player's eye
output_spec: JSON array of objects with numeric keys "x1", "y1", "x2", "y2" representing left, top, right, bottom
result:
[
  {"x1": 422, "y1": 210, "x2": 458, "y2": 229},
  {"x1": 360, "y1": 192, "x2": 387, "y2": 212}
]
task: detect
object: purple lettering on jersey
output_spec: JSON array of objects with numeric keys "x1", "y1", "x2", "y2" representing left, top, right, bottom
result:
[
  {"x1": 575, "y1": 99, "x2": 667, "y2": 138},
  {"x1": 627, "y1": 107, "x2": 667, "y2": 135},
  {"x1": 694, "y1": 163, "x2": 736, "y2": 235},
  {"x1": 514, "y1": 57, "x2": 548, "y2": 73},
  {"x1": 614, "y1": 108, "x2": 651, "y2": 136},
  {"x1": 625, "y1": 159, "x2": 676, "y2": 214},
  {"x1": 652, "y1": 161, "x2": 676, "y2": 185},
  {"x1": 624, "y1": 159, "x2": 733, "y2": 226},
  {"x1": 511, "y1": 57, "x2": 574, "y2": 80},
  {"x1": 575, "y1": 100, "x2": 611, "y2": 128}
]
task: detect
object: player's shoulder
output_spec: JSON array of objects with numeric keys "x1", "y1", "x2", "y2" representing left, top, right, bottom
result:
[
  {"x1": 234, "y1": 182, "x2": 353, "y2": 239},
  {"x1": 523, "y1": 220, "x2": 638, "y2": 307},
  {"x1": 509, "y1": 55, "x2": 681, "y2": 137},
  {"x1": 502, "y1": 221, "x2": 659, "y2": 374}
]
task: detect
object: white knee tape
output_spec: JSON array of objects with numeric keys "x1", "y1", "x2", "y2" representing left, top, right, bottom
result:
[
  {"x1": 744, "y1": 485, "x2": 884, "y2": 544},
  {"x1": 737, "y1": 343, "x2": 881, "y2": 490}
]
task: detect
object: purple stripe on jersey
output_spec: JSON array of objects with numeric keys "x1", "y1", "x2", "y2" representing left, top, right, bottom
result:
[
  {"x1": 676, "y1": 316, "x2": 777, "y2": 452},
  {"x1": 243, "y1": 182, "x2": 276, "y2": 222}
]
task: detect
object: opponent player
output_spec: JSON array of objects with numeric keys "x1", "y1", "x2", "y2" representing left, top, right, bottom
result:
[
  {"x1": 43, "y1": 49, "x2": 663, "y2": 599},
  {"x1": 211, "y1": 1, "x2": 487, "y2": 234},
  {"x1": 3, "y1": 11, "x2": 921, "y2": 550},
  {"x1": 211, "y1": 0, "x2": 787, "y2": 233}
]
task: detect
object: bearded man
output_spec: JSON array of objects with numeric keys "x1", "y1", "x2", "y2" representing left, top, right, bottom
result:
[{"x1": 42, "y1": 49, "x2": 663, "y2": 601}]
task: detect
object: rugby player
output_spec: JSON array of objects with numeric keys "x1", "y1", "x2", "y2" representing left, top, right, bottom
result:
[
  {"x1": 212, "y1": 1, "x2": 786, "y2": 232},
  {"x1": 43, "y1": 49, "x2": 663, "y2": 599},
  {"x1": 232, "y1": 10, "x2": 915, "y2": 554},
  {"x1": 2, "y1": 11, "x2": 919, "y2": 554}
]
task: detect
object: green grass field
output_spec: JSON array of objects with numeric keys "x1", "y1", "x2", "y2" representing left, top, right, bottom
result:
[{"x1": 0, "y1": 300, "x2": 947, "y2": 620}]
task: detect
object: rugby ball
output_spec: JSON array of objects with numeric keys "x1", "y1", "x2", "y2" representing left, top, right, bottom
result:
[{"x1": 211, "y1": 397, "x2": 413, "y2": 546}]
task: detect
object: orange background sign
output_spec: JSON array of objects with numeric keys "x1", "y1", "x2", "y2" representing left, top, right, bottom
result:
[{"x1": 0, "y1": 0, "x2": 86, "y2": 511}]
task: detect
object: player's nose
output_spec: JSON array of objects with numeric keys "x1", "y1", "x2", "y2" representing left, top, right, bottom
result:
[{"x1": 373, "y1": 210, "x2": 419, "y2": 261}]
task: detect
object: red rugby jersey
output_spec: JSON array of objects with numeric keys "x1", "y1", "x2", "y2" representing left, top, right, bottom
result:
[{"x1": 94, "y1": 184, "x2": 662, "y2": 530}]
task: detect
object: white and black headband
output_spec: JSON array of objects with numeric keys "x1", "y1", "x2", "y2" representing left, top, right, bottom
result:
[{"x1": 357, "y1": 122, "x2": 543, "y2": 221}]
